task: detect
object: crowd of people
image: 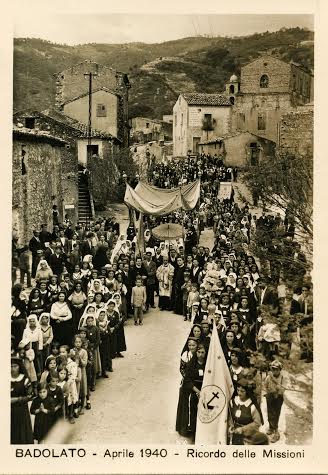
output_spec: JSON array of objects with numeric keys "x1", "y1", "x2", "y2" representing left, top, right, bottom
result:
[{"x1": 11, "y1": 153, "x2": 312, "y2": 445}]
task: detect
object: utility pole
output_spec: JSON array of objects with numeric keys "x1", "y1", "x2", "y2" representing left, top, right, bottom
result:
[{"x1": 84, "y1": 71, "x2": 98, "y2": 166}]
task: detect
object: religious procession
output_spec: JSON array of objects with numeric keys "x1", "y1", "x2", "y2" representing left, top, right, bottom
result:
[{"x1": 11, "y1": 151, "x2": 312, "y2": 445}]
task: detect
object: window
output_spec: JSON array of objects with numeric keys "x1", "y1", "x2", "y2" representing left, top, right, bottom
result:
[
  {"x1": 258, "y1": 113, "x2": 266, "y2": 131},
  {"x1": 229, "y1": 85, "x2": 235, "y2": 94},
  {"x1": 174, "y1": 114, "x2": 177, "y2": 126},
  {"x1": 230, "y1": 97, "x2": 235, "y2": 105},
  {"x1": 260, "y1": 74, "x2": 269, "y2": 88},
  {"x1": 146, "y1": 122, "x2": 149, "y2": 128},
  {"x1": 96, "y1": 104, "x2": 107, "y2": 117},
  {"x1": 87, "y1": 144, "x2": 99, "y2": 158},
  {"x1": 25, "y1": 118, "x2": 35, "y2": 129}
]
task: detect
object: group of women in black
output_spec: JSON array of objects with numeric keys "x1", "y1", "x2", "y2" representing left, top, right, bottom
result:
[{"x1": 11, "y1": 251, "x2": 129, "y2": 444}]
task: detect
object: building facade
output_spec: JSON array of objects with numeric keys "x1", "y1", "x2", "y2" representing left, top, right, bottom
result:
[
  {"x1": 173, "y1": 93, "x2": 232, "y2": 157},
  {"x1": 54, "y1": 61, "x2": 130, "y2": 147},
  {"x1": 130, "y1": 117, "x2": 173, "y2": 144},
  {"x1": 198, "y1": 131, "x2": 276, "y2": 168},
  {"x1": 13, "y1": 127, "x2": 66, "y2": 244},
  {"x1": 231, "y1": 55, "x2": 313, "y2": 143}
]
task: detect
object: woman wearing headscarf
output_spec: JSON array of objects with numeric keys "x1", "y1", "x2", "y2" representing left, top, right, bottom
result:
[
  {"x1": 112, "y1": 293, "x2": 127, "y2": 358},
  {"x1": 110, "y1": 235, "x2": 127, "y2": 264},
  {"x1": 50, "y1": 291, "x2": 73, "y2": 346},
  {"x1": 27, "y1": 288, "x2": 45, "y2": 317},
  {"x1": 228, "y1": 378, "x2": 263, "y2": 445},
  {"x1": 35, "y1": 259, "x2": 53, "y2": 283},
  {"x1": 78, "y1": 303, "x2": 98, "y2": 330},
  {"x1": 106, "y1": 299, "x2": 121, "y2": 360},
  {"x1": 22, "y1": 314, "x2": 43, "y2": 378},
  {"x1": 97, "y1": 308, "x2": 113, "y2": 376},
  {"x1": 176, "y1": 343, "x2": 207, "y2": 440},
  {"x1": 11, "y1": 356, "x2": 34, "y2": 444},
  {"x1": 11, "y1": 284, "x2": 27, "y2": 349},
  {"x1": 68, "y1": 281, "x2": 87, "y2": 333}
]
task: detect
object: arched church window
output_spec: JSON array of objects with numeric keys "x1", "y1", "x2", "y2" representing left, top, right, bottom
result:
[{"x1": 260, "y1": 74, "x2": 269, "y2": 88}]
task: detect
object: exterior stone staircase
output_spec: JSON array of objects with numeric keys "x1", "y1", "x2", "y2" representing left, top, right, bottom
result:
[{"x1": 78, "y1": 171, "x2": 93, "y2": 224}]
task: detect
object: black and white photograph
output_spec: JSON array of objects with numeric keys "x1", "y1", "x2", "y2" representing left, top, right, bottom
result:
[{"x1": 6, "y1": 1, "x2": 322, "y2": 471}]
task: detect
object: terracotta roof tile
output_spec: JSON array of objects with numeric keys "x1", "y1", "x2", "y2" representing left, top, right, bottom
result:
[{"x1": 182, "y1": 93, "x2": 231, "y2": 106}]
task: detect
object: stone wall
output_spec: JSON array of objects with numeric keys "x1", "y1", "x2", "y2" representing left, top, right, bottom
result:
[
  {"x1": 279, "y1": 106, "x2": 313, "y2": 157},
  {"x1": 13, "y1": 112, "x2": 80, "y2": 224},
  {"x1": 13, "y1": 132, "x2": 64, "y2": 245}
]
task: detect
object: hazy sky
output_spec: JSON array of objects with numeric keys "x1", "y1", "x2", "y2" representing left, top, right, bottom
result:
[{"x1": 13, "y1": 14, "x2": 314, "y2": 45}]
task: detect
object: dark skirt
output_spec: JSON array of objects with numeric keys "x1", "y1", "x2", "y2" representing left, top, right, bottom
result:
[
  {"x1": 175, "y1": 386, "x2": 198, "y2": 437},
  {"x1": 116, "y1": 322, "x2": 127, "y2": 353},
  {"x1": 99, "y1": 333, "x2": 112, "y2": 371},
  {"x1": 52, "y1": 320, "x2": 73, "y2": 346},
  {"x1": 71, "y1": 305, "x2": 85, "y2": 334},
  {"x1": 11, "y1": 403, "x2": 34, "y2": 444},
  {"x1": 33, "y1": 412, "x2": 53, "y2": 442}
]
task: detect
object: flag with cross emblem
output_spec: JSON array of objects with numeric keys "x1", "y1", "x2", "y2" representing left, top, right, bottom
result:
[{"x1": 195, "y1": 324, "x2": 234, "y2": 444}]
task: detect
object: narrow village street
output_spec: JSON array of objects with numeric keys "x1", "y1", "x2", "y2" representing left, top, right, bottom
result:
[{"x1": 68, "y1": 305, "x2": 192, "y2": 444}]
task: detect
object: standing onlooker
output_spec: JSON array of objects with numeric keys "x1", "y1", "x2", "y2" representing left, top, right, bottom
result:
[
  {"x1": 143, "y1": 251, "x2": 156, "y2": 309},
  {"x1": 264, "y1": 360, "x2": 286, "y2": 442},
  {"x1": 29, "y1": 231, "x2": 43, "y2": 278},
  {"x1": 131, "y1": 277, "x2": 147, "y2": 325}
]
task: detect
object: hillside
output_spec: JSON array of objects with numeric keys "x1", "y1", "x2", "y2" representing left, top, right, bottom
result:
[{"x1": 13, "y1": 28, "x2": 314, "y2": 119}]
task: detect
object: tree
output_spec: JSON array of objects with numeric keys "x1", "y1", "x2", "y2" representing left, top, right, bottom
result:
[{"x1": 243, "y1": 150, "x2": 313, "y2": 248}]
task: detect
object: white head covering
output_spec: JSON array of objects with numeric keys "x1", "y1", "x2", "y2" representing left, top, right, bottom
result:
[
  {"x1": 39, "y1": 312, "x2": 50, "y2": 324},
  {"x1": 26, "y1": 314, "x2": 40, "y2": 328},
  {"x1": 36, "y1": 259, "x2": 51, "y2": 272}
]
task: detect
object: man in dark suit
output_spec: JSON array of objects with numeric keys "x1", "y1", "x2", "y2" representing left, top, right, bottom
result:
[
  {"x1": 80, "y1": 232, "x2": 94, "y2": 257},
  {"x1": 143, "y1": 251, "x2": 157, "y2": 309},
  {"x1": 29, "y1": 231, "x2": 43, "y2": 277},
  {"x1": 39, "y1": 224, "x2": 52, "y2": 248},
  {"x1": 129, "y1": 256, "x2": 148, "y2": 288},
  {"x1": 48, "y1": 245, "x2": 65, "y2": 276},
  {"x1": 255, "y1": 278, "x2": 279, "y2": 315},
  {"x1": 173, "y1": 256, "x2": 186, "y2": 315},
  {"x1": 190, "y1": 259, "x2": 201, "y2": 284},
  {"x1": 58, "y1": 229, "x2": 70, "y2": 256}
]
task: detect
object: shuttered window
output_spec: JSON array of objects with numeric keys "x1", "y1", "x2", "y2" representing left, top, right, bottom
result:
[{"x1": 96, "y1": 104, "x2": 107, "y2": 117}]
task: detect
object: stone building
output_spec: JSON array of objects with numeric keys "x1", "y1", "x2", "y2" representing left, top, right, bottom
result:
[
  {"x1": 130, "y1": 117, "x2": 173, "y2": 144},
  {"x1": 54, "y1": 61, "x2": 130, "y2": 147},
  {"x1": 277, "y1": 103, "x2": 313, "y2": 157},
  {"x1": 173, "y1": 93, "x2": 232, "y2": 157},
  {"x1": 13, "y1": 126, "x2": 66, "y2": 244},
  {"x1": 13, "y1": 109, "x2": 121, "y2": 223},
  {"x1": 198, "y1": 131, "x2": 276, "y2": 168},
  {"x1": 230, "y1": 55, "x2": 313, "y2": 143}
]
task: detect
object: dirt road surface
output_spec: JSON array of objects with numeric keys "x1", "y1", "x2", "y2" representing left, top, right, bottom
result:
[{"x1": 68, "y1": 305, "x2": 192, "y2": 444}]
